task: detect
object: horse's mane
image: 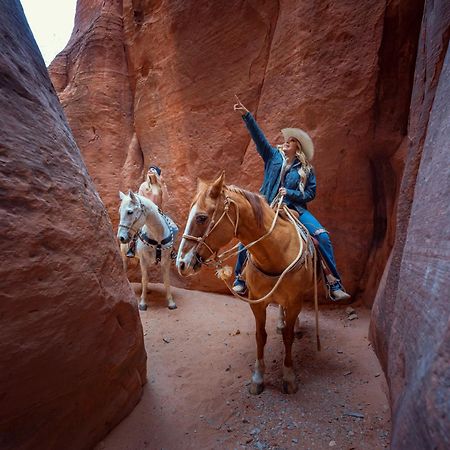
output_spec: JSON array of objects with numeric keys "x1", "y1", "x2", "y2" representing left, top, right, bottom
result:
[
  {"x1": 225, "y1": 185, "x2": 265, "y2": 229},
  {"x1": 132, "y1": 191, "x2": 158, "y2": 211}
]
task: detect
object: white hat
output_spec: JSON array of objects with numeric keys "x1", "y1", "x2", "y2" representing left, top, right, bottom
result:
[{"x1": 281, "y1": 128, "x2": 314, "y2": 161}]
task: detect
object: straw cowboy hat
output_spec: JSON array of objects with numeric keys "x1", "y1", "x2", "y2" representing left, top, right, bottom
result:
[{"x1": 281, "y1": 128, "x2": 314, "y2": 161}]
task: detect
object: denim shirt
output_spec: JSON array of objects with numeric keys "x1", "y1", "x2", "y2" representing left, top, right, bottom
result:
[{"x1": 242, "y1": 112, "x2": 316, "y2": 215}]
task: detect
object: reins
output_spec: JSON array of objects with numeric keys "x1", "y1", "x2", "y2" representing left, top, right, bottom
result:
[
  {"x1": 220, "y1": 204, "x2": 305, "y2": 305},
  {"x1": 216, "y1": 195, "x2": 284, "y2": 263},
  {"x1": 223, "y1": 203, "x2": 320, "y2": 351}
]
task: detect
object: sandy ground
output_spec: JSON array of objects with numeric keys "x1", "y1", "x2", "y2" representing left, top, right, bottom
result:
[{"x1": 96, "y1": 283, "x2": 391, "y2": 450}]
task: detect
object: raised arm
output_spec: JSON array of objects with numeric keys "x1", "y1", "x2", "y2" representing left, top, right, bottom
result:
[{"x1": 234, "y1": 96, "x2": 276, "y2": 163}]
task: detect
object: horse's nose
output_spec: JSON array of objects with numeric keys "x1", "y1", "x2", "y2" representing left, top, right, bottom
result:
[{"x1": 179, "y1": 261, "x2": 185, "y2": 271}]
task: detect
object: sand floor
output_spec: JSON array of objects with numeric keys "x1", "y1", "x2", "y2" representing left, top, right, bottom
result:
[{"x1": 96, "y1": 284, "x2": 390, "y2": 450}]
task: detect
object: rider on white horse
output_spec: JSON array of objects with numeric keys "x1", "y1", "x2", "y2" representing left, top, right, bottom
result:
[{"x1": 127, "y1": 165, "x2": 167, "y2": 257}]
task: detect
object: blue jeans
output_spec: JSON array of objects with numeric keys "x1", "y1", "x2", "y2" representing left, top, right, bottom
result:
[
  {"x1": 234, "y1": 209, "x2": 342, "y2": 286},
  {"x1": 234, "y1": 243, "x2": 248, "y2": 283},
  {"x1": 298, "y1": 210, "x2": 341, "y2": 281}
]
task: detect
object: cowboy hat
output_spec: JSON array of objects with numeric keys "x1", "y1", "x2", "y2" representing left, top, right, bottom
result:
[{"x1": 281, "y1": 128, "x2": 314, "y2": 161}]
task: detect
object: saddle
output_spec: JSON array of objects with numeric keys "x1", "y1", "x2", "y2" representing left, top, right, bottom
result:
[{"x1": 278, "y1": 205, "x2": 330, "y2": 274}]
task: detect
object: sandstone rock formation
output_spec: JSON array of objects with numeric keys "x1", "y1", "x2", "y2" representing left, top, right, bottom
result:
[
  {"x1": 371, "y1": 1, "x2": 450, "y2": 447},
  {"x1": 50, "y1": 0, "x2": 425, "y2": 301},
  {"x1": 7, "y1": 0, "x2": 450, "y2": 448},
  {"x1": 0, "y1": 1, "x2": 146, "y2": 449}
]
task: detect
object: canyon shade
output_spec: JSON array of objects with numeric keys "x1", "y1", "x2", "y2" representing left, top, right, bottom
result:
[{"x1": 0, "y1": 1, "x2": 147, "y2": 449}]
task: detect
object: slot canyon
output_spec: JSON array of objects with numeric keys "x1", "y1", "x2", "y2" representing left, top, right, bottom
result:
[{"x1": 0, "y1": 0, "x2": 448, "y2": 449}]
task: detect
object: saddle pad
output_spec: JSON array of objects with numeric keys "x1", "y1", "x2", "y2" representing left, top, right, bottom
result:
[{"x1": 162, "y1": 212, "x2": 179, "y2": 239}]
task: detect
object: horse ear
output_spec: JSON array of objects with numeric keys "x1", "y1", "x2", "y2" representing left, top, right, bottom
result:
[
  {"x1": 209, "y1": 171, "x2": 225, "y2": 199},
  {"x1": 129, "y1": 191, "x2": 137, "y2": 203},
  {"x1": 119, "y1": 191, "x2": 126, "y2": 200},
  {"x1": 196, "y1": 177, "x2": 207, "y2": 193}
]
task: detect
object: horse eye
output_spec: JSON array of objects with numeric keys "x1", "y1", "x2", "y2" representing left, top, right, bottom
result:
[
  {"x1": 196, "y1": 214, "x2": 208, "y2": 224},
  {"x1": 127, "y1": 210, "x2": 133, "y2": 215}
]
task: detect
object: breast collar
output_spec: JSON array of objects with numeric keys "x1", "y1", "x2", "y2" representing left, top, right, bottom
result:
[{"x1": 137, "y1": 211, "x2": 177, "y2": 263}]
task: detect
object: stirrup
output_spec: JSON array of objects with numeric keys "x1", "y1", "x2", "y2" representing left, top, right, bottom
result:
[
  {"x1": 232, "y1": 279, "x2": 247, "y2": 295},
  {"x1": 328, "y1": 281, "x2": 351, "y2": 301},
  {"x1": 330, "y1": 288, "x2": 351, "y2": 301}
]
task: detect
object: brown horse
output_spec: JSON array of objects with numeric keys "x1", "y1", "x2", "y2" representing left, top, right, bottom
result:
[{"x1": 176, "y1": 172, "x2": 318, "y2": 394}]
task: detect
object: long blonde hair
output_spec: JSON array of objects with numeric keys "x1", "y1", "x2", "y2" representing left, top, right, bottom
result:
[
  {"x1": 296, "y1": 147, "x2": 312, "y2": 194},
  {"x1": 277, "y1": 143, "x2": 313, "y2": 194}
]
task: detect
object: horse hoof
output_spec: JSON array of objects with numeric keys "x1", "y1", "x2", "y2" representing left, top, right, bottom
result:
[
  {"x1": 249, "y1": 382, "x2": 264, "y2": 395},
  {"x1": 138, "y1": 303, "x2": 147, "y2": 311},
  {"x1": 168, "y1": 304, "x2": 177, "y2": 310},
  {"x1": 294, "y1": 330, "x2": 304, "y2": 339},
  {"x1": 282, "y1": 380, "x2": 298, "y2": 395}
]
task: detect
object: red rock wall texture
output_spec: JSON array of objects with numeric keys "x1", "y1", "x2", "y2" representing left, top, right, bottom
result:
[
  {"x1": 0, "y1": 1, "x2": 146, "y2": 449},
  {"x1": 371, "y1": 1, "x2": 450, "y2": 448},
  {"x1": 50, "y1": 0, "x2": 425, "y2": 301},
  {"x1": 47, "y1": 0, "x2": 450, "y2": 447}
]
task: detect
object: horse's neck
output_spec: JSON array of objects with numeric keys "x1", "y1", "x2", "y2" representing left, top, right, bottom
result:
[
  {"x1": 233, "y1": 195, "x2": 298, "y2": 273},
  {"x1": 140, "y1": 197, "x2": 167, "y2": 239}
]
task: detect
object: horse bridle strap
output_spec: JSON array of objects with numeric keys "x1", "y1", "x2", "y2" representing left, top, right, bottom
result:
[
  {"x1": 118, "y1": 198, "x2": 145, "y2": 235},
  {"x1": 182, "y1": 195, "x2": 239, "y2": 264}
]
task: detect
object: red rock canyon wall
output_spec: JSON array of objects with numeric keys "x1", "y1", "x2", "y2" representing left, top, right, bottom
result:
[
  {"x1": 371, "y1": 1, "x2": 450, "y2": 447},
  {"x1": 47, "y1": 0, "x2": 450, "y2": 447},
  {"x1": 0, "y1": 1, "x2": 146, "y2": 449},
  {"x1": 50, "y1": 0, "x2": 423, "y2": 301}
]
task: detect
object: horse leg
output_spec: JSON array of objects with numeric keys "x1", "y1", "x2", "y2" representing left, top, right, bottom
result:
[
  {"x1": 120, "y1": 244, "x2": 128, "y2": 273},
  {"x1": 281, "y1": 307, "x2": 301, "y2": 394},
  {"x1": 162, "y1": 256, "x2": 176, "y2": 310},
  {"x1": 249, "y1": 303, "x2": 267, "y2": 395},
  {"x1": 138, "y1": 256, "x2": 148, "y2": 311},
  {"x1": 276, "y1": 305, "x2": 285, "y2": 334}
]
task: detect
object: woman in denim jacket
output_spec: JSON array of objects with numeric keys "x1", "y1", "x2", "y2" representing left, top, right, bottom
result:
[{"x1": 232, "y1": 98, "x2": 350, "y2": 301}]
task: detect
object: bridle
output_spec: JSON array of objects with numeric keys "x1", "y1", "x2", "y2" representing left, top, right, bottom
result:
[
  {"x1": 181, "y1": 194, "x2": 239, "y2": 266},
  {"x1": 181, "y1": 190, "x2": 285, "y2": 268},
  {"x1": 118, "y1": 197, "x2": 145, "y2": 237}
]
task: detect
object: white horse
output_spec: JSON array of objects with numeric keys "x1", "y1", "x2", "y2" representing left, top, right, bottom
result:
[{"x1": 117, "y1": 190, "x2": 177, "y2": 311}]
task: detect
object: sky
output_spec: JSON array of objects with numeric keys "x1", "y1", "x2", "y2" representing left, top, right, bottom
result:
[{"x1": 21, "y1": 0, "x2": 77, "y2": 65}]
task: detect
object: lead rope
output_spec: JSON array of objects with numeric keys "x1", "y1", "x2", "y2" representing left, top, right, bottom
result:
[
  {"x1": 216, "y1": 194, "x2": 284, "y2": 263},
  {"x1": 284, "y1": 206, "x2": 320, "y2": 352},
  {"x1": 221, "y1": 204, "x2": 304, "y2": 305},
  {"x1": 313, "y1": 244, "x2": 320, "y2": 351},
  {"x1": 220, "y1": 203, "x2": 320, "y2": 351}
]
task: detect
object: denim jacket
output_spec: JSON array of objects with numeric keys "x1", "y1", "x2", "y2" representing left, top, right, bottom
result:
[{"x1": 242, "y1": 112, "x2": 316, "y2": 215}]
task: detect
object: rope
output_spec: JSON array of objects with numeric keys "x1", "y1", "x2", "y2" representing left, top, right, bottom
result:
[
  {"x1": 221, "y1": 205, "x2": 304, "y2": 305},
  {"x1": 216, "y1": 194, "x2": 284, "y2": 262},
  {"x1": 313, "y1": 245, "x2": 321, "y2": 351},
  {"x1": 221, "y1": 202, "x2": 321, "y2": 351}
]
